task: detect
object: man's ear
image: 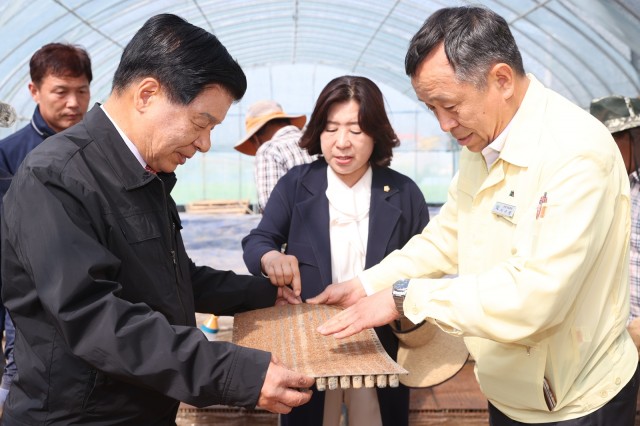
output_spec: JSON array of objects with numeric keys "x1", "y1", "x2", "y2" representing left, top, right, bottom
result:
[
  {"x1": 489, "y1": 63, "x2": 515, "y2": 100},
  {"x1": 28, "y1": 82, "x2": 40, "y2": 103},
  {"x1": 133, "y1": 78, "x2": 161, "y2": 112}
]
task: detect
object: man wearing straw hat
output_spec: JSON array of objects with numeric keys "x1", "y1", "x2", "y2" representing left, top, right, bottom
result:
[
  {"x1": 313, "y1": 5, "x2": 639, "y2": 426},
  {"x1": 234, "y1": 100, "x2": 315, "y2": 212},
  {"x1": 590, "y1": 95, "x2": 640, "y2": 355}
]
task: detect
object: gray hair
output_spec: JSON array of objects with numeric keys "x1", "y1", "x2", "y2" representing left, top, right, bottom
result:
[{"x1": 405, "y1": 6, "x2": 525, "y2": 88}]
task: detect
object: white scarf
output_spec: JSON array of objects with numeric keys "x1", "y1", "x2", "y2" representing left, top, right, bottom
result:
[{"x1": 326, "y1": 166, "x2": 372, "y2": 283}]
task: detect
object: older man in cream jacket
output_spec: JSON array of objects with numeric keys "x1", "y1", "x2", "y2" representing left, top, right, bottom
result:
[{"x1": 312, "y1": 6, "x2": 639, "y2": 426}]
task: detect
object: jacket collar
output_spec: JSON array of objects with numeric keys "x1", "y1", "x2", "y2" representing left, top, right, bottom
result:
[
  {"x1": 458, "y1": 74, "x2": 547, "y2": 196},
  {"x1": 498, "y1": 74, "x2": 546, "y2": 168},
  {"x1": 296, "y1": 160, "x2": 403, "y2": 278},
  {"x1": 82, "y1": 104, "x2": 176, "y2": 192},
  {"x1": 30, "y1": 106, "x2": 56, "y2": 139}
]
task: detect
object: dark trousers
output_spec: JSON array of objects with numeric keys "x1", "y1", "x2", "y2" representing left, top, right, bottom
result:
[{"x1": 489, "y1": 365, "x2": 640, "y2": 426}]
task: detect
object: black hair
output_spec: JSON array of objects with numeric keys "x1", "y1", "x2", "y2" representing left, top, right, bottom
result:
[
  {"x1": 112, "y1": 14, "x2": 246, "y2": 104},
  {"x1": 299, "y1": 75, "x2": 399, "y2": 167}
]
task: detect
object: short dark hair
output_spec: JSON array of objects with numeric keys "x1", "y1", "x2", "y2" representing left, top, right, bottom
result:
[
  {"x1": 30, "y1": 43, "x2": 92, "y2": 87},
  {"x1": 112, "y1": 14, "x2": 247, "y2": 104},
  {"x1": 405, "y1": 6, "x2": 525, "y2": 87},
  {"x1": 299, "y1": 75, "x2": 399, "y2": 167}
]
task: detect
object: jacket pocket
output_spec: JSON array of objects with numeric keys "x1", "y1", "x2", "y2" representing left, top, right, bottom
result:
[
  {"x1": 82, "y1": 370, "x2": 135, "y2": 415},
  {"x1": 470, "y1": 338, "x2": 549, "y2": 411},
  {"x1": 109, "y1": 212, "x2": 175, "y2": 309},
  {"x1": 117, "y1": 212, "x2": 162, "y2": 244},
  {"x1": 82, "y1": 369, "x2": 98, "y2": 410},
  {"x1": 82, "y1": 369, "x2": 173, "y2": 417},
  {"x1": 81, "y1": 369, "x2": 135, "y2": 415}
]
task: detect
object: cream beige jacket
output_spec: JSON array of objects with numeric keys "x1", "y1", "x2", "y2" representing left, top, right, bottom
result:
[{"x1": 362, "y1": 75, "x2": 638, "y2": 422}]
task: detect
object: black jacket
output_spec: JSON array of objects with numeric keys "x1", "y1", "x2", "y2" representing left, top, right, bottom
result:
[{"x1": 1, "y1": 105, "x2": 277, "y2": 425}]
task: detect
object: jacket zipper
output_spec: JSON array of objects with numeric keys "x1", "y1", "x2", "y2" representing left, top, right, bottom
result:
[
  {"x1": 158, "y1": 179, "x2": 188, "y2": 324},
  {"x1": 169, "y1": 214, "x2": 188, "y2": 325}
]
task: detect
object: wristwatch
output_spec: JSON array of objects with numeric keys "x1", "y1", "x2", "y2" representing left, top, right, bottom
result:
[{"x1": 392, "y1": 279, "x2": 410, "y2": 316}]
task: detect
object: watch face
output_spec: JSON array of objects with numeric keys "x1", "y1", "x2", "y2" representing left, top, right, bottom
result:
[
  {"x1": 393, "y1": 279, "x2": 410, "y2": 295},
  {"x1": 393, "y1": 279, "x2": 409, "y2": 316}
]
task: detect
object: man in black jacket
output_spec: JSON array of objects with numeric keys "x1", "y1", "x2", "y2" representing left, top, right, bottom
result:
[
  {"x1": 0, "y1": 42, "x2": 92, "y2": 414},
  {"x1": 0, "y1": 13, "x2": 313, "y2": 425}
]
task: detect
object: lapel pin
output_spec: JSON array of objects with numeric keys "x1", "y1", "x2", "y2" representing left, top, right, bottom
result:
[{"x1": 384, "y1": 185, "x2": 390, "y2": 192}]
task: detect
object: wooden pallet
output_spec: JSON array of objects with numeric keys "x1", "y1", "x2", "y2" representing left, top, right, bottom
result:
[{"x1": 184, "y1": 199, "x2": 252, "y2": 214}]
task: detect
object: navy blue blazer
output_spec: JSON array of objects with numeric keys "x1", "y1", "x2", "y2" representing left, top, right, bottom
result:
[{"x1": 243, "y1": 158, "x2": 429, "y2": 300}]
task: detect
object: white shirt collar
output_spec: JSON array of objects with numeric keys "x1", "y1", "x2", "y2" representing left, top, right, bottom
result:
[
  {"x1": 481, "y1": 119, "x2": 513, "y2": 168},
  {"x1": 100, "y1": 104, "x2": 147, "y2": 169},
  {"x1": 326, "y1": 165, "x2": 372, "y2": 283},
  {"x1": 326, "y1": 164, "x2": 372, "y2": 195}
]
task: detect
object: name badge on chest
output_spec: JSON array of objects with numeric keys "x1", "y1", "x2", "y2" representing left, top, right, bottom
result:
[{"x1": 492, "y1": 201, "x2": 516, "y2": 218}]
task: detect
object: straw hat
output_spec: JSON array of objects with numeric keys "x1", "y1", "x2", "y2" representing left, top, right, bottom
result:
[
  {"x1": 234, "y1": 100, "x2": 306, "y2": 156},
  {"x1": 391, "y1": 317, "x2": 469, "y2": 388},
  {"x1": 589, "y1": 95, "x2": 640, "y2": 134}
]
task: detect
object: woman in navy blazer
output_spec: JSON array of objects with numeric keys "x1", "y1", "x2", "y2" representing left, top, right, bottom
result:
[{"x1": 242, "y1": 76, "x2": 429, "y2": 426}]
